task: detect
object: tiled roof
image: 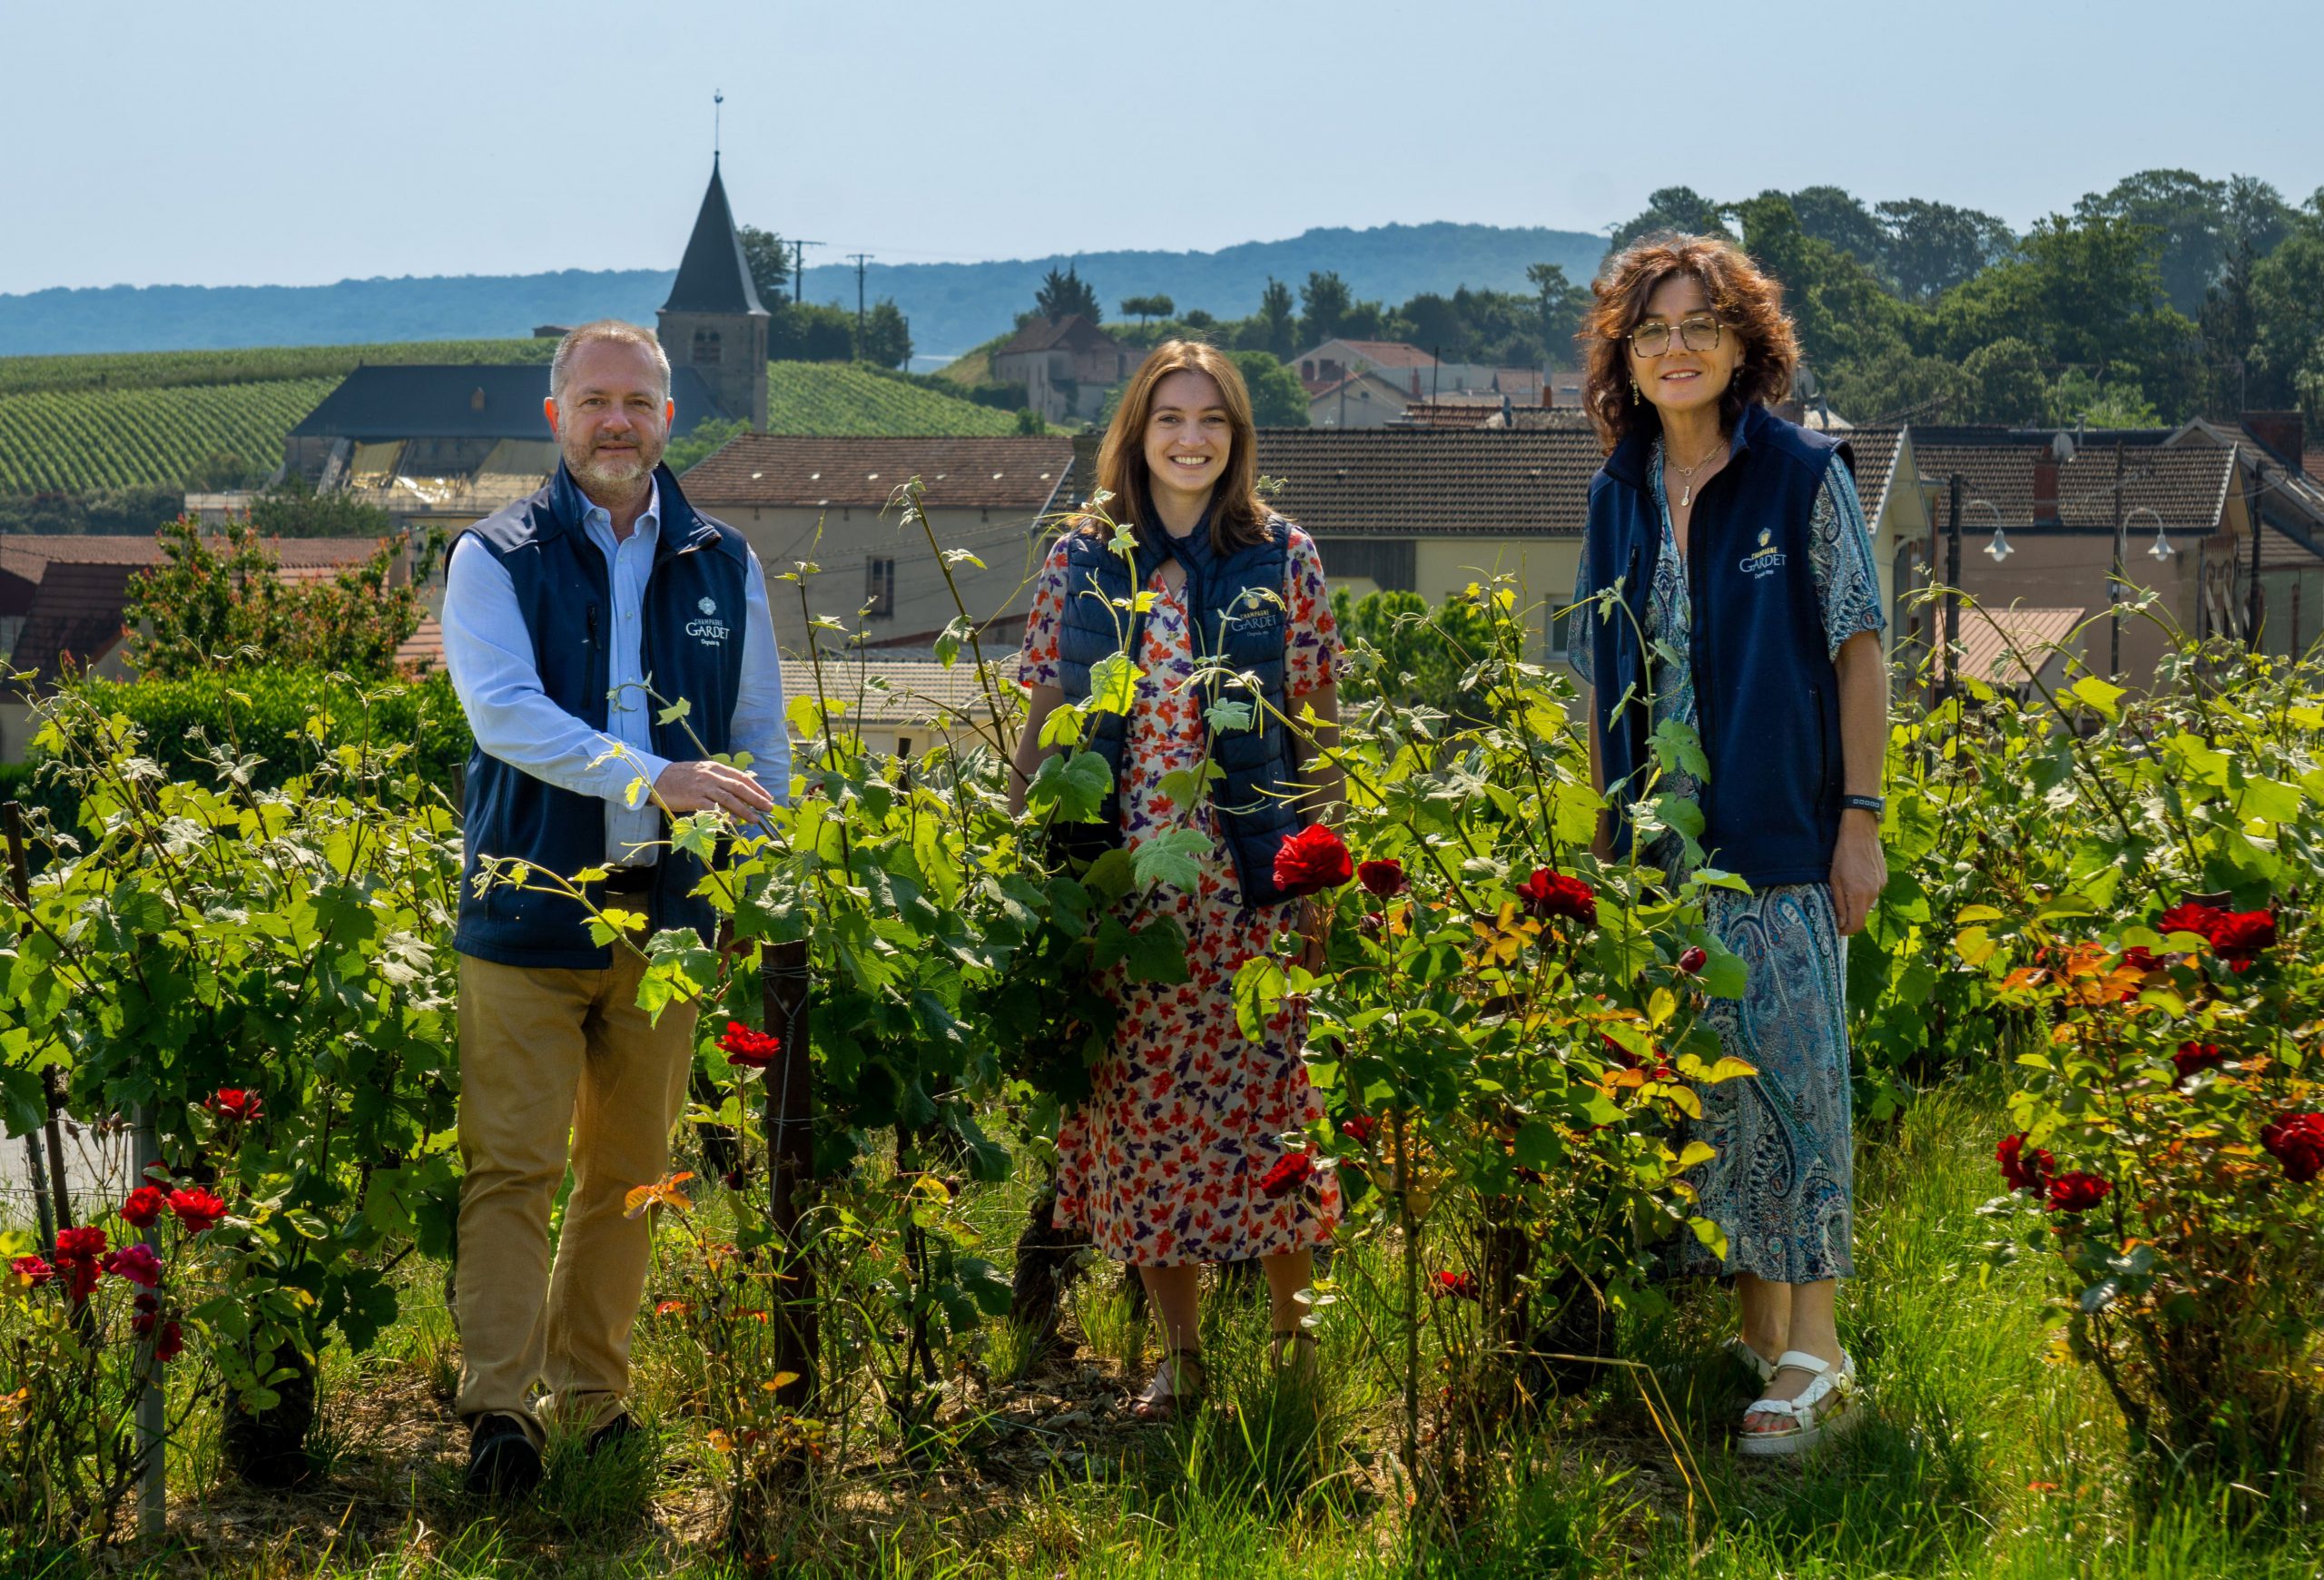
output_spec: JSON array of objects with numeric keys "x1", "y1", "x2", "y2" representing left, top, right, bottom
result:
[
  {"x1": 679, "y1": 435, "x2": 1078, "y2": 512},
  {"x1": 8, "y1": 561, "x2": 140, "y2": 685},
  {"x1": 993, "y1": 314, "x2": 1128, "y2": 359},
  {"x1": 1956, "y1": 607, "x2": 2087, "y2": 687},
  {"x1": 783, "y1": 647, "x2": 1024, "y2": 729},
  {"x1": 1308, "y1": 339, "x2": 1438, "y2": 370},
  {"x1": 1844, "y1": 426, "x2": 1905, "y2": 527},
  {"x1": 396, "y1": 614, "x2": 445, "y2": 676},
  {"x1": 1912, "y1": 430, "x2": 2233, "y2": 529},
  {"x1": 1255, "y1": 427, "x2": 1604, "y2": 538},
  {"x1": 0, "y1": 533, "x2": 394, "y2": 583}
]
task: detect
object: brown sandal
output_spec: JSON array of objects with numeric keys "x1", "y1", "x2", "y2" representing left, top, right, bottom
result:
[{"x1": 1132, "y1": 1347, "x2": 1206, "y2": 1423}]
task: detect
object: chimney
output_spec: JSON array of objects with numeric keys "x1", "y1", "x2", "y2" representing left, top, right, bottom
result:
[
  {"x1": 1410, "y1": 368, "x2": 1422, "y2": 398},
  {"x1": 2245, "y1": 410, "x2": 2306, "y2": 469},
  {"x1": 1070, "y1": 429, "x2": 1104, "y2": 508},
  {"x1": 2032, "y1": 451, "x2": 2060, "y2": 523},
  {"x1": 1541, "y1": 378, "x2": 1554, "y2": 409}
]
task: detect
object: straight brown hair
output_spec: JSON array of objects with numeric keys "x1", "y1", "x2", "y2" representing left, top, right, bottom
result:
[{"x1": 1093, "y1": 340, "x2": 1272, "y2": 553}]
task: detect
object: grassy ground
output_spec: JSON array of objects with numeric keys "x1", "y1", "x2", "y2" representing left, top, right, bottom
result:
[{"x1": 23, "y1": 1080, "x2": 2322, "y2": 1578}]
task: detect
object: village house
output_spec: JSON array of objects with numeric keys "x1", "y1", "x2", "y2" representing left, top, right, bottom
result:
[
  {"x1": 1306, "y1": 368, "x2": 1426, "y2": 430},
  {"x1": 675, "y1": 434, "x2": 1080, "y2": 653},
  {"x1": 990, "y1": 315, "x2": 1137, "y2": 426},
  {"x1": 1292, "y1": 338, "x2": 1539, "y2": 403}
]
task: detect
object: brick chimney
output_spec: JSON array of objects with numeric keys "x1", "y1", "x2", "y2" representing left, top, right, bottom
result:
[
  {"x1": 2032, "y1": 452, "x2": 2060, "y2": 523},
  {"x1": 1070, "y1": 429, "x2": 1104, "y2": 508},
  {"x1": 2244, "y1": 410, "x2": 2306, "y2": 469},
  {"x1": 1410, "y1": 369, "x2": 1423, "y2": 398}
]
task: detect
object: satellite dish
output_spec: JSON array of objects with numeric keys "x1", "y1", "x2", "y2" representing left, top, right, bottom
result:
[
  {"x1": 2052, "y1": 430, "x2": 2077, "y2": 464},
  {"x1": 1796, "y1": 365, "x2": 1820, "y2": 400}
]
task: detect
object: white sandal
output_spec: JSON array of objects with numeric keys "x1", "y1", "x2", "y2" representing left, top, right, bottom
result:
[
  {"x1": 1726, "y1": 1338, "x2": 1778, "y2": 1387},
  {"x1": 1737, "y1": 1349, "x2": 1861, "y2": 1457}
]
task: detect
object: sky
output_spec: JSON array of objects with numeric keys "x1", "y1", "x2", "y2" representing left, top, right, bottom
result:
[{"x1": 4, "y1": 0, "x2": 2319, "y2": 297}]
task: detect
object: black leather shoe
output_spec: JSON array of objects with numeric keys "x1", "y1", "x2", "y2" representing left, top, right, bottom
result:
[
  {"x1": 586, "y1": 1410, "x2": 640, "y2": 1457},
  {"x1": 465, "y1": 1412, "x2": 543, "y2": 1497}
]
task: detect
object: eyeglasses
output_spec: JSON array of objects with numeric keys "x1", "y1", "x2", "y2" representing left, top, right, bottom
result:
[{"x1": 1628, "y1": 315, "x2": 1723, "y2": 357}]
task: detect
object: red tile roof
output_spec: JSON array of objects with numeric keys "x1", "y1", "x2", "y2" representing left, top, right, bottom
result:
[
  {"x1": 1313, "y1": 340, "x2": 1438, "y2": 370},
  {"x1": 1255, "y1": 427, "x2": 1603, "y2": 538},
  {"x1": 679, "y1": 435, "x2": 1078, "y2": 512},
  {"x1": 396, "y1": 614, "x2": 445, "y2": 676},
  {"x1": 1956, "y1": 607, "x2": 2087, "y2": 686},
  {"x1": 1911, "y1": 431, "x2": 2234, "y2": 530}
]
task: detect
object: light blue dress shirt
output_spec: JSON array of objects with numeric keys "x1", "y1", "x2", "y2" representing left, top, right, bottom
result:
[{"x1": 442, "y1": 476, "x2": 790, "y2": 868}]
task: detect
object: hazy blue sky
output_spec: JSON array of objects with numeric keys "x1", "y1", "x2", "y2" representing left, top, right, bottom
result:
[{"x1": 6, "y1": 0, "x2": 2317, "y2": 296}]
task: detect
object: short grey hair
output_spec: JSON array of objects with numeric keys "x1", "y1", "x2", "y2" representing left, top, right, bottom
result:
[{"x1": 549, "y1": 320, "x2": 672, "y2": 403}]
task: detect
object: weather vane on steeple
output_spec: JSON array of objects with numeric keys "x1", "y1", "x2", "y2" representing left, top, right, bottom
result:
[{"x1": 714, "y1": 89, "x2": 724, "y2": 163}]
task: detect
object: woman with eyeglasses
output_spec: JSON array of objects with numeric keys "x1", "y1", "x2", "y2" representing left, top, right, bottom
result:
[{"x1": 1568, "y1": 234, "x2": 1888, "y2": 1455}]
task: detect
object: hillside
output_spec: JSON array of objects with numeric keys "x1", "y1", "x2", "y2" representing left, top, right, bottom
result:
[
  {"x1": 1, "y1": 222, "x2": 1610, "y2": 361},
  {"x1": 0, "y1": 349, "x2": 1023, "y2": 495},
  {"x1": 764, "y1": 363, "x2": 1022, "y2": 437},
  {"x1": 0, "y1": 377, "x2": 339, "y2": 493}
]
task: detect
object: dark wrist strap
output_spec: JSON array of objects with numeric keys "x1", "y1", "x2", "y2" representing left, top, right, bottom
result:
[{"x1": 1841, "y1": 793, "x2": 1885, "y2": 818}]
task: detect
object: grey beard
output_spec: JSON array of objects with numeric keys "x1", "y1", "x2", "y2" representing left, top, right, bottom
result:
[{"x1": 566, "y1": 444, "x2": 656, "y2": 499}]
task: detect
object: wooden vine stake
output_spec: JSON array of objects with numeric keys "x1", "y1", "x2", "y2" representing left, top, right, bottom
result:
[{"x1": 760, "y1": 937, "x2": 817, "y2": 1427}]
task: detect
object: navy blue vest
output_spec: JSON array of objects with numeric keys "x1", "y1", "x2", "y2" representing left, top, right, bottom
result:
[
  {"x1": 1581, "y1": 402, "x2": 1855, "y2": 888},
  {"x1": 454, "y1": 463, "x2": 751, "y2": 969},
  {"x1": 1052, "y1": 514, "x2": 1302, "y2": 910}
]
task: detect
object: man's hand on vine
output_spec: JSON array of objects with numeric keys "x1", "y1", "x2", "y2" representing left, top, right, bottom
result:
[{"x1": 654, "y1": 760, "x2": 774, "y2": 819}]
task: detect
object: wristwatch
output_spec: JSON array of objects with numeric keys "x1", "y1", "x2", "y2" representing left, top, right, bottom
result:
[{"x1": 1841, "y1": 794, "x2": 1886, "y2": 818}]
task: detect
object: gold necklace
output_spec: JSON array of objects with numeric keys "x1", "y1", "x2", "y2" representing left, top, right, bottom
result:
[{"x1": 1667, "y1": 438, "x2": 1728, "y2": 509}]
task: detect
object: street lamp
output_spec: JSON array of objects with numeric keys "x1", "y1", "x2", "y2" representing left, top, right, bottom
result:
[
  {"x1": 1968, "y1": 499, "x2": 2013, "y2": 562},
  {"x1": 2132, "y1": 507, "x2": 2174, "y2": 561}
]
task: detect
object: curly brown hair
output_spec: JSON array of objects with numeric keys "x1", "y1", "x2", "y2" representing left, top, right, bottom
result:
[{"x1": 1581, "y1": 234, "x2": 1798, "y2": 454}]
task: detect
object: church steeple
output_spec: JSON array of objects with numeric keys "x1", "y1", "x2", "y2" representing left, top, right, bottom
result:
[{"x1": 659, "y1": 157, "x2": 770, "y2": 428}]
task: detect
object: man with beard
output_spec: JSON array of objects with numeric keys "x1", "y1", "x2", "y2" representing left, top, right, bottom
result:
[{"x1": 440, "y1": 320, "x2": 786, "y2": 1495}]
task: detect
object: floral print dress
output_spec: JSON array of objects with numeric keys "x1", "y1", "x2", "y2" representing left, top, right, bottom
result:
[
  {"x1": 1019, "y1": 523, "x2": 1344, "y2": 1266},
  {"x1": 1571, "y1": 439, "x2": 1886, "y2": 1284}
]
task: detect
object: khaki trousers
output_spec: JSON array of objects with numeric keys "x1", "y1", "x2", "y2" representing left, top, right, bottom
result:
[{"x1": 453, "y1": 951, "x2": 697, "y2": 1438}]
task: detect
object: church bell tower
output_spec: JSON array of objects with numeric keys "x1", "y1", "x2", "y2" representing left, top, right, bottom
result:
[{"x1": 658, "y1": 155, "x2": 770, "y2": 430}]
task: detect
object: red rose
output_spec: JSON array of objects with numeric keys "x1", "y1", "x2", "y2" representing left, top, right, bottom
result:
[
  {"x1": 207, "y1": 1089, "x2": 260, "y2": 1123},
  {"x1": 2171, "y1": 1042, "x2": 2226, "y2": 1083},
  {"x1": 168, "y1": 1188, "x2": 228, "y2": 1235},
  {"x1": 1274, "y1": 825, "x2": 1354, "y2": 899},
  {"x1": 2260, "y1": 1111, "x2": 2324, "y2": 1183},
  {"x1": 133, "y1": 1291, "x2": 160, "y2": 1335},
  {"x1": 54, "y1": 1225, "x2": 106, "y2": 1302},
  {"x1": 10, "y1": 1256, "x2": 54, "y2": 1289},
  {"x1": 1430, "y1": 1270, "x2": 1481, "y2": 1301},
  {"x1": 2046, "y1": 1171, "x2": 2113, "y2": 1213},
  {"x1": 2156, "y1": 903, "x2": 2227, "y2": 943},
  {"x1": 103, "y1": 1243, "x2": 162, "y2": 1289},
  {"x1": 2120, "y1": 946, "x2": 2162, "y2": 974},
  {"x1": 1339, "y1": 1115, "x2": 1378, "y2": 1145},
  {"x1": 2209, "y1": 910, "x2": 2276, "y2": 972},
  {"x1": 1259, "y1": 1151, "x2": 1315, "y2": 1200},
  {"x1": 1356, "y1": 859, "x2": 1408, "y2": 899},
  {"x1": 719, "y1": 1021, "x2": 783, "y2": 1070},
  {"x1": 153, "y1": 1319, "x2": 184, "y2": 1363},
  {"x1": 1997, "y1": 1134, "x2": 2055, "y2": 1196},
  {"x1": 1518, "y1": 868, "x2": 1597, "y2": 925},
  {"x1": 1678, "y1": 946, "x2": 1708, "y2": 975},
  {"x1": 120, "y1": 1185, "x2": 168, "y2": 1229}
]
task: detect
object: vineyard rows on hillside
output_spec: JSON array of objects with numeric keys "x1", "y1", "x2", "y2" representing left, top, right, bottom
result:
[
  {"x1": 0, "y1": 377, "x2": 340, "y2": 493},
  {"x1": 765, "y1": 361, "x2": 1027, "y2": 437},
  {"x1": 0, "y1": 338, "x2": 551, "y2": 397}
]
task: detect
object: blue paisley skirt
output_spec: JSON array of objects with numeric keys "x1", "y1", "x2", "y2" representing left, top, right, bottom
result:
[{"x1": 1678, "y1": 882, "x2": 1856, "y2": 1284}]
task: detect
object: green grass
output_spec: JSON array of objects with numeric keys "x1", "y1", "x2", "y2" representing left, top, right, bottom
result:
[
  {"x1": 13, "y1": 1085, "x2": 2324, "y2": 1576},
  {"x1": 0, "y1": 340, "x2": 553, "y2": 397},
  {"x1": 765, "y1": 361, "x2": 1026, "y2": 437},
  {"x1": 0, "y1": 377, "x2": 340, "y2": 492}
]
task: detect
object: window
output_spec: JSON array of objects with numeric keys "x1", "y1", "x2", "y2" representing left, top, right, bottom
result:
[
  {"x1": 865, "y1": 557, "x2": 896, "y2": 617},
  {"x1": 693, "y1": 329, "x2": 722, "y2": 366}
]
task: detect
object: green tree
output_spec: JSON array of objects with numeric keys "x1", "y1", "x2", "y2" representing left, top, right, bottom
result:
[
  {"x1": 1225, "y1": 351, "x2": 1309, "y2": 427},
  {"x1": 855, "y1": 299, "x2": 913, "y2": 370},
  {"x1": 182, "y1": 450, "x2": 264, "y2": 491},
  {"x1": 2250, "y1": 219, "x2": 2324, "y2": 417},
  {"x1": 1820, "y1": 347, "x2": 1971, "y2": 425},
  {"x1": 1732, "y1": 194, "x2": 1911, "y2": 375},
  {"x1": 769, "y1": 301, "x2": 857, "y2": 361},
  {"x1": 1525, "y1": 262, "x2": 1592, "y2": 365},
  {"x1": 246, "y1": 476, "x2": 399, "y2": 538},
  {"x1": 1961, "y1": 337, "x2": 2053, "y2": 425},
  {"x1": 737, "y1": 224, "x2": 791, "y2": 305},
  {"x1": 1254, "y1": 276, "x2": 1297, "y2": 359},
  {"x1": 1876, "y1": 197, "x2": 2017, "y2": 301},
  {"x1": 2074, "y1": 170, "x2": 2293, "y2": 315},
  {"x1": 1606, "y1": 185, "x2": 1732, "y2": 253},
  {"x1": 1299, "y1": 270, "x2": 1355, "y2": 344},
  {"x1": 2050, "y1": 368, "x2": 2161, "y2": 427},
  {"x1": 1781, "y1": 185, "x2": 1890, "y2": 275},
  {"x1": 123, "y1": 516, "x2": 424, "y2": 681},
  {"x1": 1034, "y1": 265, "x2": 1101, "y2": 323},
  {"x1": 1119, "y1": 294, "x2": 1175, "y2": 326}
]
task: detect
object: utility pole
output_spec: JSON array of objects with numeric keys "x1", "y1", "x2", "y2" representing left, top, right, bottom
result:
[
  {"x1": 2110, "y1": 441, "x2": 2125, "y2": 679},
  {"x1": 2248, "y1": 456, "x2": 2266, "y2": 652},
  {"x1": 788, "y1": 240, "x2": 824, "y2": 305},
  {"x1": 848, "y1": 253, "x2": 873, "y2": 348}
]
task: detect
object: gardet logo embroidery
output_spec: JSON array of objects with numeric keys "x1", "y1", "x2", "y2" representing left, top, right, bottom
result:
[
  {"x1": 1738, "y1": 528, "x2": 1787, "y2": 579},
  {"x1": 685, "y1": 595, "x2": 730, "y2": 644}
]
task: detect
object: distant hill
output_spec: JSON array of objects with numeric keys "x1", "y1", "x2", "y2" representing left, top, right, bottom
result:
[{"x1": 1, "y1": 223, "x2": 1610, "y2": 361}]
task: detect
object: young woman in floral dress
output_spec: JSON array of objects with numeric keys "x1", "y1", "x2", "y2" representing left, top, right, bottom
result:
[{"x1": 1008, "y1": 341, "x2": 1344, "y2": 1418}]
